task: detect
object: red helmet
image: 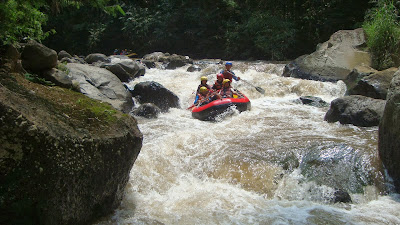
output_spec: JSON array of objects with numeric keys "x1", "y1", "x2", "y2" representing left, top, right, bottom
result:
[{"x1": 217, "y1": 73, "x2": 223, "y2": 79}]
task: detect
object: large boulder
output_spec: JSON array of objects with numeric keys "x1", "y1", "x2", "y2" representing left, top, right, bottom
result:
[
  {"x1": 324, "y1": 95, "x2": 386, "y2": 127},
  {"x1": 21, "y1": 40, "x2": 58, "y2": 72},
  {"x1": 130, "y1": 81, "x2": 180, "y2": 112},
  {"x1": 346, "y1": 67, "x2": 397, "y2": 99},
  {"x1": 283, "y1": 28, "x2": 371, "y2": 82},
  {"x1": 379, "y1": 68, "x2": 400, "y2": 192},
  {"x1": 66, "y1": 63, "x2": 134, "y2": 113},
  {"x1": 103, "y1": 58, "x2": 145, "y2": 82},
  {"x1": 0, "y1": 70, "x2": 143, "y2": 225}
]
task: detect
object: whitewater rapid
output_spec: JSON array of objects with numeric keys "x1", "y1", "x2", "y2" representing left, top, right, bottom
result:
[{"x1": 96, "y1": 61, "x2": 400, "y2": 225}]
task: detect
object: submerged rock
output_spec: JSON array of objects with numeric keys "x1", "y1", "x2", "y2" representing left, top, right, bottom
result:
[
  {"x1": 379, "y1": 68, "x2": 400, "y2": 193},
  {"x1": 298, "y1": 96, "x2": 329, "y2": 108},
  {"x1": 324, "y1": 95, "x2": 386, "y2": 127},
  {"x1": 132, "y1": 103, "x2": 161, "y2": 118},
  {"x1": 0, "y1": 69, "x2": 143, "y2": 225},
  {"x1": 300, "y1": 144, "x2": 372, "y2": 194}
]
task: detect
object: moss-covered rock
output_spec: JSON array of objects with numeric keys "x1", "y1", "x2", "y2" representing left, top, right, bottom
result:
[{"x1": 0, "y1": 63, "x2": 142, "y2": 224}]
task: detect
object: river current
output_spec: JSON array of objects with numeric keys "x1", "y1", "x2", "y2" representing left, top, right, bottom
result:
[{"x1": 97, "y1": 61, "x2": 400, "y2": 224}]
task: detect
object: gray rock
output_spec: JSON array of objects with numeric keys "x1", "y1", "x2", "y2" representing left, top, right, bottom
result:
[
  {"x1": 21, "y1": 40, "x2": 58, "y2": 72},
  {"x1": 324, "y1": 95, "x2": 386, "y2": 127},
  {"x1": 130, "y1": 81, "x2": 180, "y2": 112},
  {"x1": 343, "y1": 65, "x2": 377, "y2": 95},
  {"x1": 58, "y1": 50, "x2": 72, "y2": 60},
  {"x1": 347, "y1": 67, "x2": 397, "y2": 99},
  {"x1": 41, "y1": 68, "x2": 75, "y2": 90},
  {"x1": 299, "y1": 96, "x2": 329, "y2": 107},
  {"x1": 66, "y1": 63, "x2": 134, "y2": 113},
  {"x1": 133, "y1": 103, "x2": 161, "y2": 118},
  {"x1": 187, "y1": 65, "x2": 202, "y2": 72},
  {"x1": 141, "y1": 59, "x2": 156, "y2": 69},
  {"x1": 379, "y1": 68, "x2": 400, "y2": 192},
  {"x1": 104, "y1": 60, "x2": 145, "y2": 82},
  {"x1": 142, "y1": 52, "x2": 165, "y2": 61},
  {"x1": 283, "y1": 29, "x2": 372, "y2": 82},
  {"x1": 85, "y1": 53, "x2": 109, "y2": 64},
  {"x1": 142, "y1": 52, "x2": 193, "y2": 69}
]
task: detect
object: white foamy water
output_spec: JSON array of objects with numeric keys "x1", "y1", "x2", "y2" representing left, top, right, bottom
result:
[{"x1": 96, "y1": 61, "x2": 400, "y2": 225}]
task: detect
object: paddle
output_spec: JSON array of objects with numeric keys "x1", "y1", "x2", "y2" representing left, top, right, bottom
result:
[
  {"x1": 240, "y1": 79, "x2": 265, "y2": 94},
  {"x1": 224, "y1": 70, "x2": 265, "y2": 94}
]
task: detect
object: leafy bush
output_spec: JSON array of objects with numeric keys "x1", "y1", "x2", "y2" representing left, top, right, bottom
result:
[
  {"x1": 0, "y1": 1, "x2": 50, "y2": 44},
  {"x1": 363, "y1": 0, "x2": 400, "y2": 70}
]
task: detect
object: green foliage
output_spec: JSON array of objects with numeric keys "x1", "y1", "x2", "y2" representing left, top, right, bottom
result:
[
  {"x1": 43, "y1": 0, "x2": 371, "y2": 60},
  {"x1": 363, "y1": 0, "x2": 400, "y2": 70},
  {"x1": 0, "y1": 0, "x2": 49, "y2": 45},
  {"x1": 225, "y1": 12, "x2": 296, "y2": 60},
  {"x1": 0, "y1": 0, "x2": 123, "y2": 45},
  {"x1": 24, "y1": 73, "x2": 55, "y2": 86},
  {"x1": 76, "y1": 98, "x2": 117, "y2": 123}
]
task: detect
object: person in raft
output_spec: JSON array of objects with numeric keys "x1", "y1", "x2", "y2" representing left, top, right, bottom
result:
[
  {"x1": 196, "y1": 76, "x2": 211, "y2": 94},
  {"x1": 194, "y1": 86, "x2": 220, "y2": 106},
  {"x1": 212, "y1": 73, "x2": 224, "y2": 91},
  {"x1": 219, "y1": 79, "x2": 237, "y2": 98},
  {"x1": 220, "y1": 62, "x2": 240, "y2": 82}
]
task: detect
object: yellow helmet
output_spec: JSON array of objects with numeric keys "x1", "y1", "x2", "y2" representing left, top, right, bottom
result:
[
  {"x1": 222, "y1": 79, "x2": 231, "y2": 84},
  {"x1": 201, "y1": 76, "x2": 208, "y2": 81},
  {"x1": 200, "y1": 86, "x2": 208, "y2": 93}
]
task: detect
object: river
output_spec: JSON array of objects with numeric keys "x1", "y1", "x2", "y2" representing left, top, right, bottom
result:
[{"x1": 96, "y1": 61, "x2": 400, "y2": 224}]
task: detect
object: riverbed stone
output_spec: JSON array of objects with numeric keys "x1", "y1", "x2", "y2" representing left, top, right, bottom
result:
[
  {"x1": 379, "y1": 68, "x2": 400, "y2": 193},
  {"x1": 85, "y1": 53, "x2": 110, "y2": 64},
  {"x1": 298, "y1": 96, "x2": 329, "y2": 107},
  {"x1": 324, "y1": 95, "x2": 386, "y2": 127}
]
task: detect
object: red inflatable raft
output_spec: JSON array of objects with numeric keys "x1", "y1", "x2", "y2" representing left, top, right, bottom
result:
[{"x1": 191, "y1": 90, "x2": 251, "y2": 121}]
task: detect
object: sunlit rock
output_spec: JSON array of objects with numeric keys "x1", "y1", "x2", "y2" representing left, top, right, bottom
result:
[
  {"x1": 66, "y1": 63, "x2": 134, "y2": 113},
  {"x1": 283, "y1": 28, "x2": 371, "y2": 82}
]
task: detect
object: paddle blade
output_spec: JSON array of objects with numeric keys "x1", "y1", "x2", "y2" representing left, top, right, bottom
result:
[{"x1": 255, "y1": 86, "x2": 265, "y2": 94}]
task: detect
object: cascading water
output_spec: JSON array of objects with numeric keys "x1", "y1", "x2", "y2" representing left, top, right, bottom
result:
[{"x1": 96, "y1": 61, "x2": 400, "y2": 224}]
